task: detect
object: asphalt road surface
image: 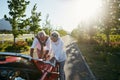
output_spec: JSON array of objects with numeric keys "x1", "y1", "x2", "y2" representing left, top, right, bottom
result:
[{"x1": 63, "y1": 35, "x2": 95, "y2": 80}]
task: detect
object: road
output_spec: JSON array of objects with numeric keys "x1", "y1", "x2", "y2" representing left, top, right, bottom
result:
[{"x1": 63, "y1": 35, "x2": 95, "y2": 80}]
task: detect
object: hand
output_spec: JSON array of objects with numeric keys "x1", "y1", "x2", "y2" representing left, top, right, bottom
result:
[
  {"x1": 49, "y1": 57, "x2": 56, "y2": 63},
  {"x1": 44, "y1": 54, "x2": 50, "y2": 60}
]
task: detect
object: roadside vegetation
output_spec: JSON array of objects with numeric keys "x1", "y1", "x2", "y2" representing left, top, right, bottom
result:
[
  {"x1": 77, "y1": 38, "x2": 120, "y2": 80},
  {"x1": 71, "y1": 0, "x2": 120, "y2": 79}
]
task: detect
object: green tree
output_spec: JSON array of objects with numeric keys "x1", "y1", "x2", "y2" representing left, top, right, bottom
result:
[
  {"x1": 99, "y1": 0, "x2": 120, "y2": 45},
  {"x1": 4, "y1": 0, "x2": 29, "y2": 45},
  {"x1": 77, "y1": 22, "x2": 87, "y2": 41},
  {"x1": 57, "y1": 29, "x2": 67, "y2": 36},
  {"x1": 71, "y1": 28, "x2": 79, "y2": 39},
  {"x1": 87, "y1": 20, "x2": 97, "y2": 41},
  {"x1": 42, "y1": 14, "x2": 52, "y2": 35},
  {"x1": 29, "y1": 4, "x2": 41, "y2": 36}
]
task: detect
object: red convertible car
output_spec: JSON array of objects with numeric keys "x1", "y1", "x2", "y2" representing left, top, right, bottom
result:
[{"x1": 0, "y1": 52, "x2": 59, "y2": 80}]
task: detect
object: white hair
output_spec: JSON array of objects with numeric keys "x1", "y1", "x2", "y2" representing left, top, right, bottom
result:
[
  {"x1": 37, "y1": 30, "x2": 46, "y2": 37},
  {"x1": 50, "y1": 31, "x2": 60, "y2": 39}
]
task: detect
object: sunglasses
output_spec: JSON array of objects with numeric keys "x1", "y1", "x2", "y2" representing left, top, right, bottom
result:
[{"x1": 51, "y1": 33, "x2": 58, "y2": 38}]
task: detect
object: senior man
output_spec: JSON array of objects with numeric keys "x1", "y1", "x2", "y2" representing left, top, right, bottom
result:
[{"x1": 30, "y1": 31, "x2": 51, "y2": 60}]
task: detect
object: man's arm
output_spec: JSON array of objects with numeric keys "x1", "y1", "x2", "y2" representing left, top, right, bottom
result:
[
  {"x1": 30, "y1": 48, "x2": 34, "y2": 57},
  {"x1": 30, "y1": 37, "x2": 37, "y2": 57}
]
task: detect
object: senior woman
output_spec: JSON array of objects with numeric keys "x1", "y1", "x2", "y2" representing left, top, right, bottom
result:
[{"x1": 50, "y1": 31, "x2": 67, "y2": 80}]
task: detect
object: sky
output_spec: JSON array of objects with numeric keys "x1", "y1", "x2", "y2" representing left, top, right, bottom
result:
[{"x1": 0, "y1": 0, "x2": 102, "y2": 32}]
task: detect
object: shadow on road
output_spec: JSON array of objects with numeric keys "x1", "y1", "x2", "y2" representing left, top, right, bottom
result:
[{"x1": 65, "y1": 42, "x2": 95, "y2": 80}]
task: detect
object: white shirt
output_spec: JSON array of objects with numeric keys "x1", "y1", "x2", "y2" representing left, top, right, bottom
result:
[
  {"x1": 51, "y1": 38, "x2": 67, "y2": 62},
  {"x1": 31, "y1": 37, "x2": 51, "y2": 51}
]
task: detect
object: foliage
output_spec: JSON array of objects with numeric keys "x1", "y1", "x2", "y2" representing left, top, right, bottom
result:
[
  {"x1": 57, "y1": 29, "x2": 67, "y2": 36},
  {"x1": 74, "y1": 22, "x2": 120, "y2": 80},
  {"x1": 98, "y1": 0, "x2": 120, "y2": 45},
  {"x1": 71, "y1": 22, "x2": 97, "y2": 43},
  {"x1": 78, "y1": 42, "x2": 120, "y2": 80},
  {"x1": 4, "y1": 0, "x2": 30, "y2": 45},
  {"x1": 94, "y1": 34, "x2": 120, "y2": 46},
  {"x1": 0, "y1": 30, "x2": 12, "y2": 34},
  {"x1": 5, "y1": 41, "x2": 29, "y2": 52},
  {"x1": 25, "y1": 38, "x2": 33, "y2": 46},
  {"x1": 29, "y1": 4, "x2": 41, "y2": 36},
  {"x1": 42, "y1": 14, "x2": 52, "y2": 35},
  {"x1": 0, "y1": 40, "x2": 30, "y2": 53},
  {"x1": 71, "y1": 28, "x2": 80, "y2": 39},
  {"x1": 0, "y1": 41, "x2": 12, "y2": 51}
]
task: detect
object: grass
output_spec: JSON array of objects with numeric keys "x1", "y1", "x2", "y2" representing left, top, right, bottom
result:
[
  {"x1": 0, "y1": 34, "x2": 34, "y2": 41},
  {"x1": 78, "y1": 43, "x2": 120, "y2": 80}
]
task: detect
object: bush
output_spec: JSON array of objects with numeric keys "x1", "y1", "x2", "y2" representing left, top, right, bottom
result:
[
  {"x1": 25, "y1": 38, "x2": 33, "y2": 46},
  {"x1": 16, "y1": 40, "x2": 28, "y2": 46},
  {"x1": 0, "y1": 41, "x2": 12, "y2": 51},
  {"x1": 5, "y1": 41, "x2": 29, "y2": 53}
]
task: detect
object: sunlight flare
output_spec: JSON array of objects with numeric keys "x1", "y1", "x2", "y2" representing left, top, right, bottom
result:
[
  {"x1": 58, "y1": 0, "x2": 102, "y2": 31},
  {"x1": 69, "y1": 0, "x2": 102, "y2": 21}
]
